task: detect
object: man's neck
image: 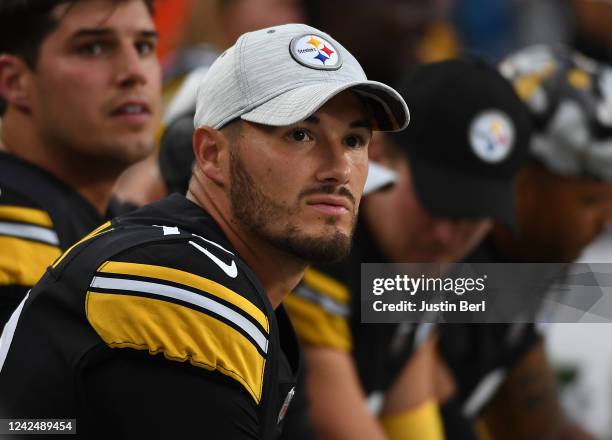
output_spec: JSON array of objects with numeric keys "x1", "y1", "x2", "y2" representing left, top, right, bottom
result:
[
  {"x1": 187, "y1": 188, "x2": 307, "y2": 309},
  {"x1": 230, "y1": 231, "x2": 307, "y2": 309},
  {"x1": 1, "y1": 118, "x2": 115, "y2": 215}
]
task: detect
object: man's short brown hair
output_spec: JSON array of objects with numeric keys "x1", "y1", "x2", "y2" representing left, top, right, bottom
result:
[{"x1": 0, "y1": 0, "x2": 155, "y2": 68}]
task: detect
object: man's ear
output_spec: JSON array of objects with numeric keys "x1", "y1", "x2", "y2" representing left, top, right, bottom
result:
[
  {"x1": 0, "y1": 54, "x2": 32, "y2": 112},
  {"x1": 193, "y1": 125, "x2": 230, "y2": 186}
]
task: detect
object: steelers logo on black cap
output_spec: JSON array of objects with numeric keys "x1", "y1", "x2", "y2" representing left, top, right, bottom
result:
[{"x1": 469, "y1": 110, "x2": 515, "y2": 163}]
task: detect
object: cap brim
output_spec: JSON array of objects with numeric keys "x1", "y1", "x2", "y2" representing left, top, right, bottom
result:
[
  {"x1": 363, "y1": 161, "x2": 398, "y2": 195},
  {"x1": 240, "y1": 81, "x2": 409, "y2": 132},
  {"x1": 410, "y1": 158, "x2": 517, "y2": 229}
]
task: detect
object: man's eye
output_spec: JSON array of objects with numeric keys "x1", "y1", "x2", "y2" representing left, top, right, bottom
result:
[
  {"x1": 345, "y1": 135, "x2": 365, "y2": 148},
  {"x1": 80, "y1": 42, "x2": 104, "y2": 56},
  {"x1": 136, "y1": 41, "x2": 155, "y2": 56},
  {"x1": 290, "y1": 129, "x2": 312, "y2": 142}
]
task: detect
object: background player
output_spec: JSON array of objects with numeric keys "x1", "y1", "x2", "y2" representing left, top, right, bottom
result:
[
  {"x1": 438, "y1": 45, "x2": 612, "y2": 440},
  {"x1": 0, "y1": 0, "x2": 161, "y2": 328}
]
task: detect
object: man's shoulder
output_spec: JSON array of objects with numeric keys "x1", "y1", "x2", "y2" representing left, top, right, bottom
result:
[
  {"x1": 299, "y1": 266, "x2": 351, "y2": 308},
  {"x1": 91, "y1": 221, "x2": 271, "y2": 324},
  {"x1": 54, "y1": 211, "x2": 270, "y2": 315},
  {"x1": 0, "y1": 152, "x2": 65, "y2": 206},
  {"x1": 0, "y1": 152, "x2": 103, "y2": 247},
  {"x1": 0, "y1": 173, "x2": 63, "y2": 288},
  {"x1": 285, "y1": 265, "x2": 352, "y2": 352},
  {"x1": 47, "y1": 217, "x2": 273, "y2": 404},
  {"x1": 0, "y1": 178, "x2": 58, "y2": 233}
]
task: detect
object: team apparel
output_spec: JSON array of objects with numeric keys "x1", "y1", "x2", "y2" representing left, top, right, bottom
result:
[
  {"x1": 0, "y1": 194, "x2": 299, "y2": 439},
  {"x1": 0, "y1": 152, "x2": 120, "y2": 329}
]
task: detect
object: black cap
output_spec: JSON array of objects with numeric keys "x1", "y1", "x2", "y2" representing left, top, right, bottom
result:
[
  {"x1": 159, "y1": 113, "x2": 196, "y2": 195},
  {"x1": 390, "y1": 57, "x2": 532, "y2": 228}
]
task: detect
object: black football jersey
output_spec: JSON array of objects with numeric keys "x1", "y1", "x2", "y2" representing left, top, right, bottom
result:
[
  {"x1": 0, "y1": 152, "x2": 119, "y2": 328},
  {"x1": 0, "y1": 194, "x2": 299, "y2": 439}
]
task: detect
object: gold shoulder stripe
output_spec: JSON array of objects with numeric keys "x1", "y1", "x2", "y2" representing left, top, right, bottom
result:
[
  {"x1": 98, "y1": 261, "x2": 269, "y2": 333},
  {"x1": 52, "y1": 221, "x2": 112, "y2": 268},
  {"x1": 0, "y1": 205, "x2": 53, "y2": 228},
  {"x1": 86, "y1": 292, "x2": 266, "y2": 403},
  {"x1": 284, "y1": 292, "x2": 352, "y2": 352},
  {"x1": 303, "y1": 268, "x2": 350, "y2": 304},
  {"x1": 0, "y1": 236, "x2": 60, "y2": 286}
]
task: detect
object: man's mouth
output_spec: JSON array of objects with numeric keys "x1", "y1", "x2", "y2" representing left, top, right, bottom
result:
[
  {"x1": 306, "y1": 195, "x2": 353, "y2": 216},
  {"x1": 110, "y1": 100, "x2": 151, "y2": 123}
]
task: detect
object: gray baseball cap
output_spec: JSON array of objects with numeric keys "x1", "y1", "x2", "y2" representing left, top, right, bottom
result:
[{"x1": 194, "y1": 23, "x2": 410, "y2": 132}]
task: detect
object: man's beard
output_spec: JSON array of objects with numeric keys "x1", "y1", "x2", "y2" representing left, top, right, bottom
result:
[{"x1": 229, "y1": 148, "x2": 355, "y2": 263}]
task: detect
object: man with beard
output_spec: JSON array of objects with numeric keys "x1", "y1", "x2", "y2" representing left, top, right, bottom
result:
[
  {"x1": 0, "y1": 24, "x2": 409, "y2": 439},
  {"x1": 0, "y1": 0, "x2": 161, "y2": 329}
]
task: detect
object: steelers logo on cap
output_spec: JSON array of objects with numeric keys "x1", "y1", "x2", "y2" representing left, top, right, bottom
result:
[
  {"x1": 290, "y1": 34, "x2": 342, "y2": 71},
  {"x1": 469, "y1": 110, "x2": 515, "y2": 163}
]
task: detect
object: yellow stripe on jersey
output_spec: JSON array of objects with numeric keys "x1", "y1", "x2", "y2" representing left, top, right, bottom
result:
[
  {"x1": 380, "y1": 400, "x2": 445, "y2": 440},
  {"x1": 303, "y1": 268, "x2": 350, "y2": 304},
  {"x1": 97, "y1": 261, "x2": 269, "y2": 333},
  {"x1": 0, "y1": 205, "x2": 53, "y2": 228},
  {"x1": 52, "y1": 221, "x2": 112, "y2": 269},
  {"x1": 284, "y1": 292, "x2": 351, "y2": 352},
  {"x1": 86, "y1": 292, "x2": 266, "y2": 403},
  {"x1": 0, "y1": 236, "x2": 60, "y2": 286}
]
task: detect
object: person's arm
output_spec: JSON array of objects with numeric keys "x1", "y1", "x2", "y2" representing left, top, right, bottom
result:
[
  {"x1": 81, "y1": 353, "x2": 260, "y2": 439},
  {"x1": 304, "y1": 346, "x2": 388, "y2": 440},
  {"x1": 380, "y1": 334, "x2": 445, "y2": 440},
  {"x1": 479, "y1": 341, "x2": 597, "y2": 440}
]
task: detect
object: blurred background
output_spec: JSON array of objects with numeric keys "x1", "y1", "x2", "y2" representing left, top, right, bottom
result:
[
  {"x1": 153, "y1": 0, "x2": 612, "y2": 86},
  {"x1": 151, "y1": 0, "x2": 612, "y2": 437}
]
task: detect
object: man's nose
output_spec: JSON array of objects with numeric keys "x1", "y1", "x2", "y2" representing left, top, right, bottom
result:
[
  {"x1": 114, "y1": 44, "x2": 150, "y2": 88},
  {"x1": 315, "y1": 141, "x2": 351, "y2": 186}
]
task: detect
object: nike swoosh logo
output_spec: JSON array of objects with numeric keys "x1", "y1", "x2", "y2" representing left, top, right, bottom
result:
[{"x1": 189, "y1": 240, "x2": 238, "y2": 278}]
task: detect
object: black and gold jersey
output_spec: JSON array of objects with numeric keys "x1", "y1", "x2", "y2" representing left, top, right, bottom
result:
[
  {"x1": 0, "y1": 194, "x2": 299, "y2": 439},
  {"x1": 285, "y1": 214, "x2": 423, "y2": 398},
  {"x1": 438, "y1": 238, "x2": 542, "y2": 439},
  {"x1": 0, "y1": 152, "x2": 115, "y2": 328}
]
